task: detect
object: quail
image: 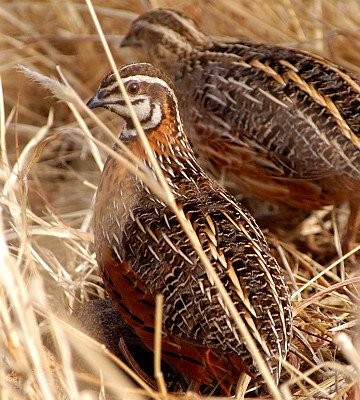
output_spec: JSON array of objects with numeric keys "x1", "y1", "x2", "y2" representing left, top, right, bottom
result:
[
  {"x1": 121, "y1": 9, "x2": 360, "y2": 253},
  {"x1": 87, "y1": 62, "x2": 292, "y2": 395}
]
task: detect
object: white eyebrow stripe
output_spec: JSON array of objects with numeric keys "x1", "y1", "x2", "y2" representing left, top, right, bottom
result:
[
  {"x1": 134, "y1": 20, "x2": 191, "y2": 51},
  {"x1": 134, "y1": 11, "x2": 202, "y2": 46},
  {"x1": 120, "y1": 74, "x2": 184, "y2": 135},
  {"x1": 121, "y1": 75, "x2": 176, "y2": 98},
  {"x1": 167, "y1": 10, "x2": 200, "y2": 38}
]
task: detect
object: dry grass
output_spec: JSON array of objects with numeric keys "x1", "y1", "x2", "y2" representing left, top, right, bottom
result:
[{"x1": 0, "y1": 0, "x2": 359, "y2": 399}]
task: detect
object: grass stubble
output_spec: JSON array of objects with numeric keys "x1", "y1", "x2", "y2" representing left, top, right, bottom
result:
[{"x1": 0, "y1": 0, "x2": 359, "y2": 399}]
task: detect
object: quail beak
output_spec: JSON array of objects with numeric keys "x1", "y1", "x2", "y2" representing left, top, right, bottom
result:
[
  {"x1": 86, "y1": 93, "x2": 104, "y2": 109},
  {"x1": 120, "y1": 35, "x2": 129, "y2": 48},
  {"x1": 120, "y1": 33, "x2": 139, "y2": 48}
]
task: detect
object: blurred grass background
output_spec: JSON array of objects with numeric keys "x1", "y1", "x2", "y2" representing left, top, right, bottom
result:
[{"x1": 0, "y1": 1, "x2": 359, "y2": 399}]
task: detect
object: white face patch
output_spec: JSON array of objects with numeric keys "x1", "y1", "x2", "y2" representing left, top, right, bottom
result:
[
  {"x1": 121, "y1": 74, "x2": 184, "y2": 134},
  {"x1": 132, "y1": 96, "x2": 151, "y2": 121},
  {"x1": 143, "y1": 102, "x2": 162, "y2": 129},
  {"x1": 121, "y1": 102, "x2": 162, "y2": 139},
  {"x1": 101, "y1": 68, "x2": 185, "y2": 140},
  {"x1": 121, "y1": 127, "x2": 137, "y2": 139},
  {"x1": 121, "y1": 101, "x2": 162, "y2": 139},
  {"x1": 101, "y1": 92, "x2": 151, "y2": 120}
]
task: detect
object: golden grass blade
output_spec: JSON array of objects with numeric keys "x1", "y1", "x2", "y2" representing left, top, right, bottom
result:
[
  {"x1": 154, "y1": 294, "x2": 167, "y2": 397},
  {"x1": 294, "y1": 276, "x2": 360, "y2": 316},
  {"x1": 0, "y1": 76, "x2": 8, "y2": 172},
  {"x1": 50, "y1": 316, "x2": 155, "y2": 399},
  {"x1": 334, "y1": 333, "x2": 360, "y2": 376},
  {"x1": 0, "y1": 231, "x2": 57, "y2": 399},
  {"x1": 292, "y1": 245, "x2": 360, "y2": 299},
  {"x1": 3, "y1": 108, "x2": 54, "y2": 196}
]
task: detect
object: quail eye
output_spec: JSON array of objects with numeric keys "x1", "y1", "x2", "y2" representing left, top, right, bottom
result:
[
  {"x1": 126, "y1": 82, "x2": 140, "y2": 95},
  {"x1": 97, "y1": 88, "x2": 106, "y2": 99}
]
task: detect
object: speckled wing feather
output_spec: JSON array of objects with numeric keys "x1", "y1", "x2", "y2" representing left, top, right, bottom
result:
[
  {"x1": 118, "y1": 172, "x2": 291, "y2": 382},
  {"x1": 176, "y1": 42, "x2": 360, "y2": 181}
]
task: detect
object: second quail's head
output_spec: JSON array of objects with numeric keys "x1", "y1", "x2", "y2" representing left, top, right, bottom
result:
[{"x1": 121, "y1": 9, "x2": 211, "y2": 63}]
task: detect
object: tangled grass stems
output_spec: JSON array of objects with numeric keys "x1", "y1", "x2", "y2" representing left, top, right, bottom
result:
[{"x1": 1, "y1": 0, "x2": 359, "y2": 399}]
